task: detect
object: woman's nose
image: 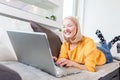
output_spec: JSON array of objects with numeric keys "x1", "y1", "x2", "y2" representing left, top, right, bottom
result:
[
  {"x1": 63, "y1": 28, "x2": 68, "y2": 32},
  {"x1": 64, "y1": 26, "x2": 69, "y2": 30}
]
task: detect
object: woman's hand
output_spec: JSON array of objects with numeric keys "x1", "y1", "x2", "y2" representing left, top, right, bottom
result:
[
  {"x1": 56, "y1": 58, "x2": 77, "y2": 67},
  {"x1": 52, "y1": 56, "x2": 58, "y2": 62},
  {"x1": 56, "y1": 58, "x2": 88, "y2": 70}
]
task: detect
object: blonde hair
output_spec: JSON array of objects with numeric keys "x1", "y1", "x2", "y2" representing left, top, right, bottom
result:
[{"x1": 62, "y1": 16, "x2": 82, "y2": 43}]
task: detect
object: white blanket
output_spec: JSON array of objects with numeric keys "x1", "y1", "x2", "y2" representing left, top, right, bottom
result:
[{"x1": 0, "y1": 61, "x2": 119, "y2": 80}]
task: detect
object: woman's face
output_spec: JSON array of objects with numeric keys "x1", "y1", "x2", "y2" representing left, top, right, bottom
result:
[{"x1": 62, "y1": 19, "x2": 77, "y2": 39}]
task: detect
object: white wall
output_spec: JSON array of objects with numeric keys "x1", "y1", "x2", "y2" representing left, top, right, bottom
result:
[
  {"x1": 77, "y1": 0, "x2": 120, "y2": 42},
  {"x1": 62, "y1": 0, "x2": 73, "y2": 18}
]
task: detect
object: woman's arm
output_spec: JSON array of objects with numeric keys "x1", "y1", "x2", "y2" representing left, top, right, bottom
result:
[{"x1": 56, "y1": 58, "x2": 88, "y2": 70}]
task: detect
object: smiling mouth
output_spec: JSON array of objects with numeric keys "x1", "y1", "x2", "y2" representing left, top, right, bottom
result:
[
  {"x1": 65, "y1": 32, "x2": 71, "y2": 35},
  {"x1": 64, "y1": 31, "x2": 71, "y2": 35}
]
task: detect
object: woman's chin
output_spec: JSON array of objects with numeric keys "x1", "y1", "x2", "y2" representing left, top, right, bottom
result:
[
  {"x1": 64, "y1": 34, "x2": 73, "y2": 38},
  {"x1": 65, "y1": 36, "x2": 73, "y2": 39}
]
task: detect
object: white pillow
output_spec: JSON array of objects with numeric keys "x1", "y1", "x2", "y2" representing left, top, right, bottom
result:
[
  {"x1": 110, "y1": 41, "x2": 120, "y2": 60},
  {"x1": 0, "y1": 44, "x2": 17, "y2": 61},
  {"x1": 13, "y1": 19, "x2": 33, "y2": 32},
  {"x1": 0, "y1": 31, "x2": 17, "y2": 61},
  {"x1": 52, "y1": 29, "x2": 63, "y2": 41},
  {"x1": 0, "y1": 15, "x2": 33, "y2": 61}
]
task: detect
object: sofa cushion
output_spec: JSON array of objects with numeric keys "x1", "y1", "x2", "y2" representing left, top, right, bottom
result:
[
  {"x1": 0, "y1": 44, "x2": 17, "y2": 61},
  {"x1": 14, "y1": 19, "x2": 33, "y2": 32},
  {"x1": 30, "y1": 21, "x2": 62, "y2": 57},
  {"x1": 0, "y1": 15, "x2": 34, "y2": 61},
  {"x1": 0, "y1": 31, "x2": 17, "y2": 61},
  {"x1": 0, "y1": 64, "x2": 21, "y2": 80}
]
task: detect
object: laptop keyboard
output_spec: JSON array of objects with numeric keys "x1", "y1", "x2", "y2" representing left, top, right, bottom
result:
[{"x1": 55, "y1": 65, "x2": 81, "y2": 77}]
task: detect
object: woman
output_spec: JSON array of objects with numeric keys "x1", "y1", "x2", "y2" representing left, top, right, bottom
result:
[{"x1": 53, "y1": 16, "x2": 113, "y2": 72}]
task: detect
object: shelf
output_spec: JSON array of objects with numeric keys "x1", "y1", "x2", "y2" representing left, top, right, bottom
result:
[
  {"x1": 18, "y1": 0, "x2": 63, "y2": 22},
  {"x1": 0, "y1": 3, "x2": 61, "y2": 29},
  {"x1": 0, "y1": 0, "x2": 63, "y2": 29},
  {"x1": 20, "y1": 0, "x2": 61, "y2": 10}
]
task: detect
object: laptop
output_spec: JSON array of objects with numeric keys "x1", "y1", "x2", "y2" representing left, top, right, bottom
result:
[{"x1": 7, "y1": 30, "x2": 81, "y2": 77}]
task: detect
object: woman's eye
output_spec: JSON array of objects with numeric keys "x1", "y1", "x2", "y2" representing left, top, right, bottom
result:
[
  {"x1": 62, "y1": 24, "x2": 72, "y2": 28},
  {"x1": 68, "y1": 25, "x2": 72, "y2": 27},
  {"x1": 62, "y1": 26, "x2": 65, "y2": 28}
]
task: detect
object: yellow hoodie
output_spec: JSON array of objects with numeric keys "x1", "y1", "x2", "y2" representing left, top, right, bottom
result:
[{"x1": 58, "y1": 36, "x2": 106, "y2": 72}]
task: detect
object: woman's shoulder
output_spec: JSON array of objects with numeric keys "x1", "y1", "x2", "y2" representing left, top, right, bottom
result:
[
  {"x1": 82, "y1": 36, "x2": 94, "y2": 42},
  {"x1": 62, "y1": 41, "x2": 69, "y2": 46},
  {"x1": 79, "y1": 36, "x2": 96, "y2": 47}
]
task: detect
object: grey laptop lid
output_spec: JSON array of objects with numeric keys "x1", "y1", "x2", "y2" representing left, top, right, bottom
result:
[{"x1": 7, "y1": 31, "x2": 57, "y2": 76}]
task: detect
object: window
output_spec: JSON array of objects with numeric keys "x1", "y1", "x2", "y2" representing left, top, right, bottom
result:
[{"x1": 62, "y1": 0, "x2": 74, "y2": 18}]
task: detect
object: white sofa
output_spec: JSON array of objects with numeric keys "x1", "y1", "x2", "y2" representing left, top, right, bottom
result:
[{"x1": 0, "y1": 15, "x2": 120, "y2": 80}]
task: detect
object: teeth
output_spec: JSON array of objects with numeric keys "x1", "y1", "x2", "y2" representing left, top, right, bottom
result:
[
  {"x1": 66, "y1": 32, "x2": 70, "y2": 35},
  {"x1": 65, "y1": 31, "x2": 70, "y2": 34}
]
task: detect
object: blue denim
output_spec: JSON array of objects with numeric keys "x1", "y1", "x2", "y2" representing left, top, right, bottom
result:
[{"x1": 97, "y1": 41, "x2": 113, "y2": 64}]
